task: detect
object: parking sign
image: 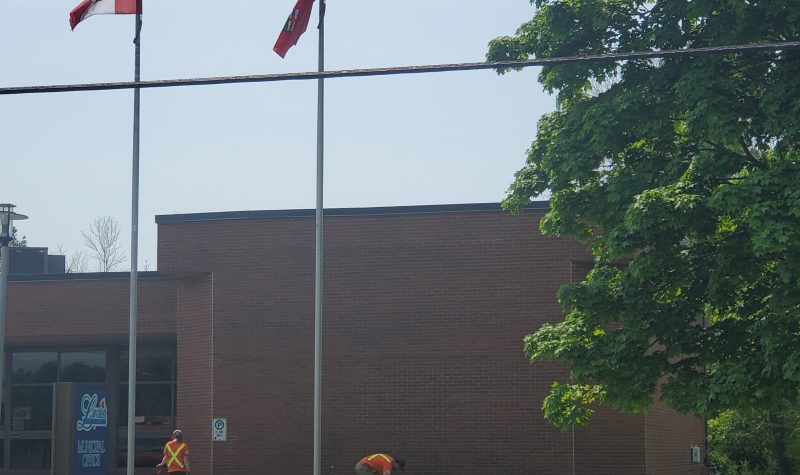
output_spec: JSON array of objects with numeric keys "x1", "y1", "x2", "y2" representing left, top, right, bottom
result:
[{"x1": 212, "y1": 418, "x2": 227, "y2": 441}]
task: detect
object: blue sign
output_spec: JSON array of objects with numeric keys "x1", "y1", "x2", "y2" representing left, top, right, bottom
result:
[{"x1": 74, "y1": 385, "x2": 109, "y2": 474}]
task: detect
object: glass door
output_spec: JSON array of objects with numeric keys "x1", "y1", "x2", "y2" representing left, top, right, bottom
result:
[{"x1": 1, "y1": 350, "x2": 107, "y2": 470}]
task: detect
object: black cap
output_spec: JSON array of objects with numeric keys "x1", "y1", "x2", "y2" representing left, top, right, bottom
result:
[{"x1": 395, "y1": 458, "x2": 406, "y2": 471}]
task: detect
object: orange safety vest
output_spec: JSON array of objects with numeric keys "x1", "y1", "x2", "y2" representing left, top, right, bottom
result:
[
  {"x1": 360, "y1": 453, "x2": 394, "y2": 472},
  {"x1": 164, "y1": 439, "x2": 189, "y2": 472}
]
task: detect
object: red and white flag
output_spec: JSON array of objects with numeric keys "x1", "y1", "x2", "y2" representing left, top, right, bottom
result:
[
  {"x1": 273, "y1": 0, "x2": 315, "y2": 58},
  {"x1": 70, "y1": 0, "x2": 140, "y2": 30}
]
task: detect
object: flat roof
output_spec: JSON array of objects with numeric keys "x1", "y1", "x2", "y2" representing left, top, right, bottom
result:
[
  {"x1": 8, "y1": 271, "x2": 164, "y2": 283},
  {"x1": 155, "y1": 201, "x2": 549, "y2": 224}
]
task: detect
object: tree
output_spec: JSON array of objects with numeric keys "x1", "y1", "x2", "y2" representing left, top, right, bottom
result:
[
  {"x1": 708, "y1": 405, "x2": 800, "y2": 474},
  {"x1": 82, "y1": 216, "x2": 125, "y2": 272},
  {"x1": 488, "y1": 1, "x2": 800, "y2": 471},
  {"x1": 57, "y1": 244, "x2": 89, "y2": 274},
  {"x1": 67, "y1": 250, "x2": 90, "y2": 273},
  {"x1": 9, "y1": 228, "x2": 26, "y2": 247}
]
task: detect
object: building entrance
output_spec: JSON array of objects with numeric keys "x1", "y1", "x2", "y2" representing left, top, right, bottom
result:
[{"x1": 0, "y1": 347, "x2": 175, "y2": 472}]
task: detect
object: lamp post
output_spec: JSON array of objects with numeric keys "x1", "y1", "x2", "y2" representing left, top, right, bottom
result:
[{"x1": 0, "y1": 204, "x2": 28, "y2": 399}]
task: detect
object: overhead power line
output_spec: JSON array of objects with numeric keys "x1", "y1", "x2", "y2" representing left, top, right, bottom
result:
[{"x1": 1, "y1": 41, "x2": 798, "y2": 96}]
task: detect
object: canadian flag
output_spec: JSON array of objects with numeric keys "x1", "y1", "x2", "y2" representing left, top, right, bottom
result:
[{"x1": 70, "y1": 0, "x2": 140, "y2": 30}]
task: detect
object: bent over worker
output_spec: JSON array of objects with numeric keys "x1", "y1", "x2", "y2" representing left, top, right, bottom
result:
[
  {"x1": 355, "y1": 453, "x2": 406, "y2": 475},
  {"x1": 157, "y1": 429, "x2": 190, "y2": 474}
]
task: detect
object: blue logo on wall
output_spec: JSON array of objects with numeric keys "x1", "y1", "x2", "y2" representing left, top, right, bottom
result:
[
  {"x1": 76, "y1": 393, "x2": 108, "y2": 431},
  {"x1": 74, "y1": 385, "x2": 109, "y2": 474}
]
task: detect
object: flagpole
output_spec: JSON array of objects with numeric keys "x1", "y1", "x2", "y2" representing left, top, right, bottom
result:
[
  {"x1": 126, "y1": 9, "x2": 142, "y2": 475},
  {"x1": 313, "y1": 1, "x2": 325, "y2": 474}
]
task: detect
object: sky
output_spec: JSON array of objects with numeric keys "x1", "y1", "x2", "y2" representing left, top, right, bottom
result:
[{"x1": 0, "y1": 0, "x2": 554, "y2": 271}]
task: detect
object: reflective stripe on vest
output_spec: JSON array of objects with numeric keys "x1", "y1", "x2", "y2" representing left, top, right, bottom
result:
[
  {"x1": 367, "y1": 454, "x2": 392, "y2": 464},
  {"x1": 166, "y1": 443, "x2": 187, "y2": 469}
]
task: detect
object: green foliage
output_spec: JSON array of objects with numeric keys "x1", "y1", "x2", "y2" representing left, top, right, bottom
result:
[
  {"x1": 488, "y1": 0, "x2": 800, "y2": 439},
  {"x1": 541, "y1": 382, "x2": 606, "y2": 428},
  {"x1": 10, "y1": 228, "x2": 27, "y2": 247},
  {"x1": 708, "y1": 405, "x2": 800, "y2": 474}
]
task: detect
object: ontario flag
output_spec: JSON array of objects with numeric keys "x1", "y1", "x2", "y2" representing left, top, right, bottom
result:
[
  {"x1": 273, "y1": 0, "x2": 315, "y2": 58},
  {"x1": 70, "y1": 0, "x2": 141, "y2": 30}
]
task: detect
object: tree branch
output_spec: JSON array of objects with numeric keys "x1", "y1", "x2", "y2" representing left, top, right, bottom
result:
[
  {"x1": 738, "y1": 136, "x2": 768, "y2": 170},
  {"x1": 701, "y1": 140, "x2": 767, "y2": 170}
]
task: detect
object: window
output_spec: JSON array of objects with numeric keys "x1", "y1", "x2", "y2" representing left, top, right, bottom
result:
[
  {"x1": 0, "y1": 347, "x2": 176, "y2": 470},
  {"x1": 3, "y1": 350, "x2": 106, "y2": 469},
  {"x1": 119, "y1": 351, "x2": 172, "y2": 382},
  {"x1": 7, "y1": 352, "x2": 57, "y2": 469},
  {"x1": 10, "y1": 386, "x2": 52, "y2": 431},
  {"x1": 117, "y1": 349, "x2": 176, "y2": 468},
  {"x1": 9, "y1": 439, "x2": 51, "y2": 469},
  {"x1": 11, "y1": 352, "x2": 57, "y2": 384},
  {"x1": 60, "y1": 352, "x2": 106, "y2": 382},
  {"x1": 117, "y1": 384, "x2": 173, "y2": 428},
  {"x1": 117, "y1": 437, "x2": 168, "y2": 468}
]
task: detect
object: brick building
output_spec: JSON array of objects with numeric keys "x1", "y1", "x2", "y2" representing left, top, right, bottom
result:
[{"x1": 3, "y1": 202, "x2": 706, "y2": 474}]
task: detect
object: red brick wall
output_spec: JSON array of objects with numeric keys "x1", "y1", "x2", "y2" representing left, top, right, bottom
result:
[
  {"x1": 5, "y1": 277, "x2": 176, "y2": 345},
  {"x1": 175, "y1": 275, "x2": 214, "y2": 473},
  {"x1": 646, "y1": 402, "x2": 707, "y2": 474},
  {"x1": 574, "y1": 406, "x2": 646, "y2": 474},
  {"x1": 155, "y1": 207, "x2": 704, "y2": 474}
]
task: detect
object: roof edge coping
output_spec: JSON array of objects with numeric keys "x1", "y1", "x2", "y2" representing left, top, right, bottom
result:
[
  {"x1": 9, "y1": 271, "x2": 165, "y2": 283},
  {"x1": 155, "y1": 201, "x2": 549, "y2": 224}
]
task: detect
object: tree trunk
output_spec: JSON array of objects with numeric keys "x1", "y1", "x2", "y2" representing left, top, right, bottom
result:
[{"x1": 769, "y1": 411, "x2": 792, "y2": 475}]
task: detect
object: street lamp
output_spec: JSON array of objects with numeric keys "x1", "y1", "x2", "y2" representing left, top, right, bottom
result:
[
  {"x1": 0, "y1": 204, "x2": 28, "y2": 244},
  {"x1": 0, "y1": 204, "x2": 28, "y2": 402}
]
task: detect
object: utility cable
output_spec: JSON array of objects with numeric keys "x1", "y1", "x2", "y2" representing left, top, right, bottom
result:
[{"x1": 0, "y1": 41, "x2": 798, "y2": 96}]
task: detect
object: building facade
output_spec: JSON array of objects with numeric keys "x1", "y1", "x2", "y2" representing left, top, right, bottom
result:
[{"x1": 3, "y1": 203, "x2": 706, "y2": 474}]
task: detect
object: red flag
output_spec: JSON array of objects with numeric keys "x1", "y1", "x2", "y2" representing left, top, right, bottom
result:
[
  {"x1": 70, "y1": 0, "x2": 140, "y2": 30},
  {"x1": 273, "y1": 0, "x2": 315, "y2": 58}
]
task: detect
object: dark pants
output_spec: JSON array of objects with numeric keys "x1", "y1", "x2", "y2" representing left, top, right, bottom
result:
[{"x1": 355, "y1": 462, "x2": 377, "y2": 475}]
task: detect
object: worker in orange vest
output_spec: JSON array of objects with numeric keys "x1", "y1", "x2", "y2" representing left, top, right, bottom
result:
[
  {"x1": 156, "y1": 429, "x2": 190, "y2": 474},
  {"x1": 355, "y1": 453, "x2": 406, "y2": 475}
]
